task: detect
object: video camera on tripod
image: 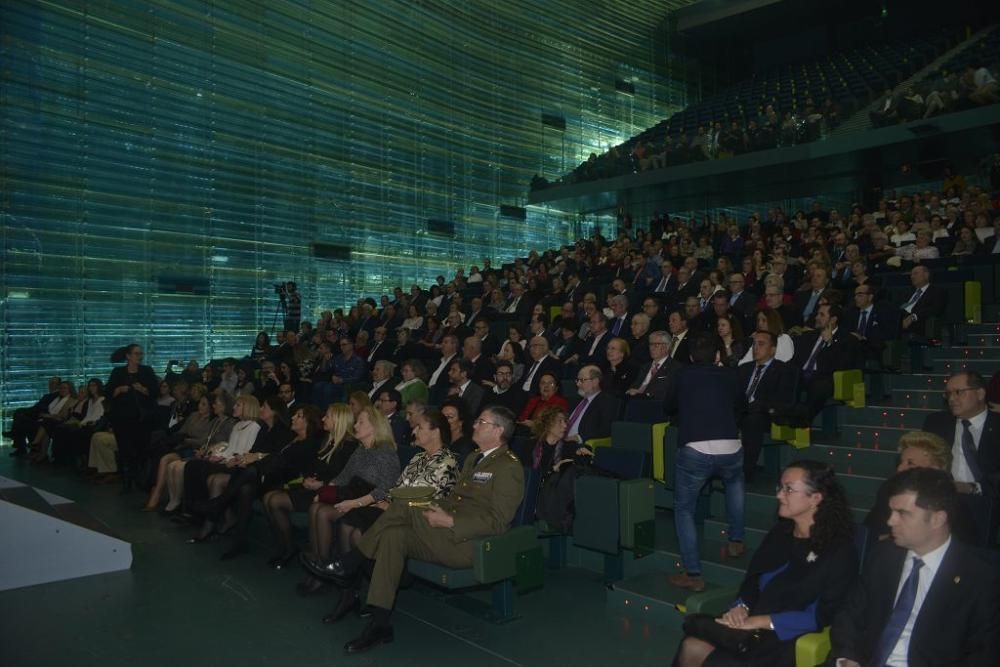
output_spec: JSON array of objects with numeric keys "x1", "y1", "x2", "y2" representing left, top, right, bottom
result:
[{"x1": 273, "y1": 281, "x2": 297, "y2": 305}]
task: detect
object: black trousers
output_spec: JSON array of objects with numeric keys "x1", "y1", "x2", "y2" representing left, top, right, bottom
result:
[
  {"x1": 9, "y1": 408, "x2": 40, "y2": 451},
  {"x1": 111, "y1": 419, "x2": 151, "y2": 485},
  {"x1": 740, "y1": 412, "x2": 772, "y2": 481}
]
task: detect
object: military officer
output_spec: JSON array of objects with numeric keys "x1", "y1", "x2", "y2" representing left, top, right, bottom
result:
[{"x1": 309, "y1": 405, "x2": 524, "y2": 654}]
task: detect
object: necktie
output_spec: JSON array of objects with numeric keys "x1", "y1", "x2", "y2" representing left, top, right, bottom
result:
[
  {"x1": 472, "y1": 452, "x2": 485, "y2": 467},
  {"x1": 872, "y1": 558, "x2": 924, "y2": 667},
  {"x1": 803, "y1": 291, "x2": 821, "y2": 320},
  {"x1": 904, "y1": 289, "x2": 922, "y2": 309},
  {"x1": 612, "y1": 318, "x2": 623, "y2": 336},
  {"x1": 566, "y1": 397, "x2": 589, "y2": 431},
  {"x1": 522, "y1": 360, "x2": 541, "y2": 392},
  {"x1": 961, "y1": 419, "x2": 983, "y2": 482},
  {"x1": 367, "y1": 341, "x2": 380, "y2": 362},
  {"x1": 857, "y1": 311, "x2": 869, "y2": 337},
  {"x1": 746, "y1": 364, "x2": 765, "y2": 400},
  {"x1": 656, "y1": 276, "x2": 668, "y2": 292},
  {"x1": 803, "y1": 339, "x2": 827, "y2": 373},
  {"x1": 638, "y1": 360, "x2": 661, "y2": 393}
]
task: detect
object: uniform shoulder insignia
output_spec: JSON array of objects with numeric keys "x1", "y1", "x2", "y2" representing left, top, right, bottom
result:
[{"x1": 505, "y1": 451, "x2": 519, "y2": 461}]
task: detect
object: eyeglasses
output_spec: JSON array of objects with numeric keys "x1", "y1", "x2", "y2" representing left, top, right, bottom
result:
[
  {"x1": 775, "y1": 484, "x2": 809, "y2": 496},
  {"x1": 575, "y1": 376, "x2": 597, "y2": 383},
  {"x1": 943, "y1": 387, "x2": 977, "y2": 398},
  {"x1": 474, "y1": 418, "x2": 500, "y2": 427}
]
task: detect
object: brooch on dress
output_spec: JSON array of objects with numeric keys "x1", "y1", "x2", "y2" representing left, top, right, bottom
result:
[{"x1": 806, "y1": 551, "x2": 818, "y2": 563}]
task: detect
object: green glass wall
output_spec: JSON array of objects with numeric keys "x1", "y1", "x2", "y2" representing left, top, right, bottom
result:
[{"x1": 1, "y1": 0, "x2": 688, "y2": 412}]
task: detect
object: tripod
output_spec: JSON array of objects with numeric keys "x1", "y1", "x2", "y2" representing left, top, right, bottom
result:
[{"x1": 270, "y1": 295, "x2": 287, "y2": 337}]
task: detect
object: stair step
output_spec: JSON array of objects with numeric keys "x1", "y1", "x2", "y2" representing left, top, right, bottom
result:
[
  {"x1": 956, "y1": 322, "x2": 1000, "y2": 336},
  {"x1": 805, "y1": 442, "x2": 899, "y2": 478},
  {"x1": 841, "y1": 406, "x2": 933, "y2": 429},
  {"x1": 710, "y1": 490, "x2": 870, "y2": 525},
  {"x1": 928, "y1": 358, "x2": 998, "y2": 374},
  {"x1": 883, "y1": 374, "x2": 950, "y2": 391},
  {"x1": 928, "y1": 346, "x2": 1000, "y2": 360},
  {"x1": 882, "y1": 389, "x2": 946, "y2": 409}
]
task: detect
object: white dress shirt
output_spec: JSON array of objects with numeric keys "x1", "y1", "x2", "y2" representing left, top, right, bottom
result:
[
  {"x1": 885, "y1": 538, "x2": 952, "y2": 666},
  {"x1": 428, "y1": 353, "x2": 456, "y2": 387},
  {"x1": 950, "y1": 409, "x2": 988, "y2": 485}
]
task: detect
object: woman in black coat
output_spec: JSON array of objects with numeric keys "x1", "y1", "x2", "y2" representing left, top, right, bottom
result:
[
  {"x1": 105, "y1": 344, "x2": 159, "y2": 491},
  {"x1": 604, "y1": 336, "x2": 637, "y2": 399}
]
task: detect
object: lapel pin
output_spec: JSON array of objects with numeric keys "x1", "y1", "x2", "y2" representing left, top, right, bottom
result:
[{"x1": 954, "y1": 576, "x2": 961, "y2": 584}]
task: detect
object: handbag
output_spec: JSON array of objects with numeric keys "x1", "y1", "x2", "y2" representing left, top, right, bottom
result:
[{"x1": 682, "y1": 613, "x2": 765, "y2": 656}]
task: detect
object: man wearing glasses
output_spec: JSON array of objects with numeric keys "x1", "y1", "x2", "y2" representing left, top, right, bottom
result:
[
  {"x1": 922, "y1": 371, "x2": 1000, "y2": 546},
  {"x1": 312, "y1": 406, "x2": 524, "y2": 655},
  {"x1": 844, "y1": 283, "x2": 896, "y2": 364},
  {"x1": 565, "y1": 365, "x2": 618, "y2": 448}
]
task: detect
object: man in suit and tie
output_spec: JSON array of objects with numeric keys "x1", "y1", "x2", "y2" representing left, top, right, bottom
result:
[
  {"x1": 375, "y1": 388, "x2": 410, "y2": 449},
  {"x1": 922, "y1": 371, "x2": 1000, "y2": 546},
  {"x1": 462, "y1": 335, "x2": 494, "y2": 385},
  {"x1": 500, "y1": 281, "x2": 531, "y2": 324},
  {"x1": 367, "y1": 360, "x2": 396, "y2": 401},
  {"x1": 673, "y1": 266, "x2": 698, "y2": 306},
  {"x1": 650, "y1": 260, "x2": 676, "y2": 300},
  {"x1": 727, "y1": 272, "x2": 757, "y2": 334},
  {"x1": 845, "y1": 283, "x2": 898, "y2": 365},
  {"x1": 565, "y1": 365, "x2": 618, "y2": 448},
  {"x1": 427, "y1": 334, "x2": 460, "y2": 403},
  {"x1": 521, "y1": 335, "x2": 562, "y2": 393},
  {"x1": 463, "y1": 296, "x2": 488, "y2": 328},
  {"x1": 793, "y1": 265, "x2": 834, "y2": 328},
  {"x1": 471, "y1": 319, "x2": 499, "y2": 358},
  {"x1": 830, "y1": 467, "x2": 1000, "y2": 667},
  {"x1": 900, "y1": 265, "x2": 947, "y2": 340},
  {"x1": 628, "y1": 313, "x2": 652, "y2": 365},
  {"x1": 666, "y1": 310, "x2": 692, "y2": 364},
  {"x1": 447, "y1": 358, "x2": 485, "y2": 417},
  {"x1": 738, "y1": 330, "x2": 797, "y2": 481},
  {"x1": 627, "y1": 330, "x2": 679, "y2": 410},
  {"x1": 640, "y1": 296, "x2": 668, "y2": 331},
  {"x1": 607, "y1": 295, "x2": 631, "y2": 338},
  {"x1": 366, "y1": 326, "x2": 395, "y2": 369},
  {"x1": 791, "y1": 303, "x2": 859, "y2": 422},
  {"x1": 575, "y1": 312, "x2": 611, "y2": 370}
]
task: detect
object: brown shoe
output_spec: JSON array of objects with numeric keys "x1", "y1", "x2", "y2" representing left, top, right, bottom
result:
[
  {"x1": 669, "y1": 572, "x2": 706, "y2": 592},
  {"x1": 727, "y1": 541, "x2": 746, "y2": 558}
]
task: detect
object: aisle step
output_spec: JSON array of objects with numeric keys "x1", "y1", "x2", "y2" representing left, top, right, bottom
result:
[{"x1": 842, "y1": 406, "x2": 934, "y2": 429}]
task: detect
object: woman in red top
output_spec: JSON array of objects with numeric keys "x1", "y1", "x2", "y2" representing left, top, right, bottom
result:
[{"x1": 518, "y1": 372, "x2": 569, "y2": 429}]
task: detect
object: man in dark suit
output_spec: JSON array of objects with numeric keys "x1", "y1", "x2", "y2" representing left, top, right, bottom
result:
[
  {"x1": 498, "y1": 281, "x2": 532, "y2": 324},
  {"x1": 471, "y1": 319, "x2": 499, "y2": 358},
  {"x1": 673, "y1": 266, "x2": 698, "y2": 306},
  {"x1": 831, "y1": 468, "x2": 1000, "y2": 667},
  {"x1": 482, "y1": 360, "x2": 528, "y2": 417},
  {"x1": 607, "y1": 294, "x2": 631, "y2": 338},
  {"x1": 520, "y1": 336, "x2": 562, "y2": 394},
  {"x1": 5, "y1": 376, "x2": 61, "y2": 457},
  {"x1": 791, "y1": 303, "x2": 859, "y2": 422},
  {"x1": 426, "y1": 334, "x2": 460, "y2": 404},
  {"x1": 390, "y1": 328, "x2": 420, "y2": 369},
  {"x1": 793, "y1": 265, "x2": 834, "y2": 328},
  {"x1": 649, "y1": 260, "x2": 676, "y2": 302},
  {"x1": 922, "y1": 371, "x2": 1000, "y2": 546},
  {"x1": 463, "y1": 296, "x2": 489, "y2": 328},
  {"x1": 738, "y1": 330, "x2": 797, "y2": 481},
  {"x1": 461, "y1": 336, "x2": 494, "y2": 385},
  {"x1": 376, "y1": 388, "x2": 410, "y2": 449},
  {"x1": 844, "y1": 283, "x2": 898, "y2": 365},
  {"x1": 900, "y1": 265, "x2": 947, "y2": 339},
  {"x1": 366, "y1": 360, "x2": 396, "y2": 401},
  {"x1": 666, "y1": 310, "x2": 693, "y2": 364},
  {"x1": 763, "y1": 286, "x2": 801, "y2": 331},
  {"x1": 628, "y1": 313, "x2": 652, "y2": 365},
  {"x1": 627, "y1": 330, "x2": 680, "y2": 413},
  {"x1": 727, "y1": 272, "x2": 757, "y2": 334},
  {"x1": 446, "y1": 358, "x2": 484, "y2": 416},
  {"x1": 575, "y1": 312, "x2": 611, "y2": 370},
  {"x1": 365, "y1": 326, "x2": 395, "y2": 369},
  {"x1": 640, "y1": 296, "x2": 668, "y2": 332},
  {"x1": 566, "y1": 365, "x2": 618, "y2": 447}
]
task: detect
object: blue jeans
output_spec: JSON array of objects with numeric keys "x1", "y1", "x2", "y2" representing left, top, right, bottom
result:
[{"x1": 673, "y1": 446, "x2": 745, "y2": 574}]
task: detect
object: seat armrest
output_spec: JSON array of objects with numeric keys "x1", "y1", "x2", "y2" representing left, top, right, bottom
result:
[{"x1": 472, "y1": 525, "x2": 538, "y2": 584}]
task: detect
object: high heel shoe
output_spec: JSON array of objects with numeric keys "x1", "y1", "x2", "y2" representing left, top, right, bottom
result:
[
  {"x1": 268, "y1": 551, "x2": 298, "y2": 571},
  {"x1": 185, "y1": 525, "x2": 216, "y2": 544}
]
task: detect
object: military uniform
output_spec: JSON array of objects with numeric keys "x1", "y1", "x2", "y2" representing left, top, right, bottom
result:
[{"x1": 358, "y1": 445, "x2": 524, "y2": 610}]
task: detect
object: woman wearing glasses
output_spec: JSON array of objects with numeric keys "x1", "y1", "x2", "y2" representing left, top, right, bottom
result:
[{"x1": 675, "y1": 460, "x2": 857, "y2": 667}]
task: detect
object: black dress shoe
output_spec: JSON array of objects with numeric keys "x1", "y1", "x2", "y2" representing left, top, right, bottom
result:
[
  {"x1": 301, "y1": 555, "x2": 357, "y2": 587},
  {"x1": 344, "y1": 624, "x2": 394, "y2": 654},
  {"x1": 322, "y1": 591, "x2": 360, "y2": 624},
  {"x1": 268, "y1": 551, "x2": 298, "y2": 570}
]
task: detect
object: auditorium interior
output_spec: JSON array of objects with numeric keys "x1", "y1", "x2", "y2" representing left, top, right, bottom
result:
[{"x1": 2, "y1": 0, "x2": 1000, "y2": 665}]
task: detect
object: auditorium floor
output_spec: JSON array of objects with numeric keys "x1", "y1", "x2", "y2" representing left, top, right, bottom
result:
[{"x1": 0, "y1": 455, "x2": 680, "y2": 667}]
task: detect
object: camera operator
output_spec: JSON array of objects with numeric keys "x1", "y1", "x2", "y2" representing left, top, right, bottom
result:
[{"x1": 276, "y1": 282, "x2": 302, "y2": 334}]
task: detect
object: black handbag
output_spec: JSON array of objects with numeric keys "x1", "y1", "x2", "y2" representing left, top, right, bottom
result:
[{"x1": 682, "y1": 613, "x2": 766, "y2": 655}]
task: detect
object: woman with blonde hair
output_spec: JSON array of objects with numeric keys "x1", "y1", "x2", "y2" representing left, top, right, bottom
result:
[
  {"x1": 297, "y1": 407, "x2": 400, "y2": 593},
  {"x1": 864, "y1": 430, "x2": 952, "y2": 543}
]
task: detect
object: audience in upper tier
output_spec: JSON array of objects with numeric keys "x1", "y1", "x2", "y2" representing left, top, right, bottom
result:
[{"x1": 5, "y1": 158, "x2": 1000, "y2": 659}]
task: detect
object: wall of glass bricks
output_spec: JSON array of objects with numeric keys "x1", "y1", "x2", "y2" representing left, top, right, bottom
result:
[{"x1": 0, "y1": 0, "x2": 687, "y2": 414}]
